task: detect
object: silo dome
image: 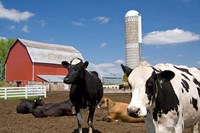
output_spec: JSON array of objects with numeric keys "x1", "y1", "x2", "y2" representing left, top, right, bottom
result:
[{"x1": 125, "y1": 10, "x2": 139, "y2": 17}]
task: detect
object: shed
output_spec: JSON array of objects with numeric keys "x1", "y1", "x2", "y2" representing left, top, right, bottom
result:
[{"x1": 5, "y1": 38, "x2": 84, "y2": 86}]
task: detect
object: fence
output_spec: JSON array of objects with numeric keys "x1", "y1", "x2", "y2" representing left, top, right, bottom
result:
[{"x1": 0, "y1": 86, "x2": 47, "y2": 100}]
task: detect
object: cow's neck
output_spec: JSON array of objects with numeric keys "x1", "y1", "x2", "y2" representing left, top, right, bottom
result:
[{"x1": 76, "y1": 70, "x2": 87, "y2": 88}]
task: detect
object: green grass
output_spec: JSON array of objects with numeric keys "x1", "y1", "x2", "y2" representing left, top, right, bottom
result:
[{"x1": 0, "y1": 81, "x2": 11, "y2": 87}]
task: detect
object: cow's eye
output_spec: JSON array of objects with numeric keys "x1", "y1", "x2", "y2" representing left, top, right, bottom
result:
[{"x1": 146, "y1": 79, "x2": 155, "y2": 94}]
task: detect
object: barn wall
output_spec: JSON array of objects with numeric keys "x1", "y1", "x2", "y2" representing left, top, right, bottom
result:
[
  {"x1": 34, "y1": 63, "x2": 68, "y2": 82},
  {"x1": 5, "y1": 41, "x2": 33, "y2": 85}
]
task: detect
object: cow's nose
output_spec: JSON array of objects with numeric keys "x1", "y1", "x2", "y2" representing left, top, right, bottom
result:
[
  {"x1": 127, "y1": 107, "x2": 140, "y2": 117},
  {"x1": 64, "y1": 78, "x2": 70, "y2": 83}
]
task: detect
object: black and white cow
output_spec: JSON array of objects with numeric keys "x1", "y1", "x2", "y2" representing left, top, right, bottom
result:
[
  {"x1": 121, "y1": 61, "x2": 200, "y2": 133},
  {"x1": 32, "y1": 99, "x2": 74, "y2": 117},
  {"x1": 62, "y1": 58, "x2": 103, "y2": 133},
  {"x1": 16, "y1": 98, "x2": 44, "y2": 114}
]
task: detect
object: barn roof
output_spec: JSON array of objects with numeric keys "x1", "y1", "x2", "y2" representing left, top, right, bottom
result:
[
  {"x1": 37, "y1": 75, "x2": 65, "y2": 82},
  {"x1": 18, "y1": 38, "x2": 84, "y2": 64}
]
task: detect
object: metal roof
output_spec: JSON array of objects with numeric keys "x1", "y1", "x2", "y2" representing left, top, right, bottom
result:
[
  {"x1": 38, "y1": 75, "x2": 65, "y2": 82},
  {"x1": 18, "y1": 38, "x2": 84, "y2": 64},
  {"x1": 38, "y1": 63, "x2": 122, "y2": 83}
]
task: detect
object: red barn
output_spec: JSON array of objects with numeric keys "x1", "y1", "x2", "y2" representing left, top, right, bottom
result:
[{"x1": 5, "y1": 38, "x2": 84, "y2": 87}]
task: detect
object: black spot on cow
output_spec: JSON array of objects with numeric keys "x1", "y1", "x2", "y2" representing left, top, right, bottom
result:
[
  {"x1": 191, "y1": 97, "x2": 198, "y2": 111},
  {"x1": 156, "y1": 81, "x2": 179, "y2": 113},
  {"x1": 181, "y1": 74, "x2": 190, "y2": 81},
  {"x1": 193, "y1": 78, "x2": 200, "y2": 87},
  {"x1": 145, "y1": 71, "x2": 157, "y2": 104},
  {"x1": 174, "y1": 66, "x2": 193, "y2": 76},
  {"x1": 193, "y1": 78, "x2": 200, "y2": 97},
  {"x1": 181, "y1": 79, "x2": 189, "y2": 92},
  {"x1": 146, "y1": 71, "x2": 179, "y2": 122},
  {"x1": 197, "y1": 87, "x2": 200, "y2": 98}
]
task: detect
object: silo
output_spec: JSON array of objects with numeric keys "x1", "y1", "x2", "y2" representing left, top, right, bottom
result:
[{"x1": 125, "y1": 10, "x2": 142, "y2": 69}]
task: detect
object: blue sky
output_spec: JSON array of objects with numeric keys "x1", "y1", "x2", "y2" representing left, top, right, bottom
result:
[{"x1": 0, "y1": 0, "x2": 200, "y2": 76}]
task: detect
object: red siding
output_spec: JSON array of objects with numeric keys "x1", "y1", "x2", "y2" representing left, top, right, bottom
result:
[
  {"x1": 5, "y1": 40, "x2": 69, "y2": 86},
  {"x1": 5, "y1": 41, "x2": 33, "y2": 83},
  {"x1": 34, "y1": 63, "x2": 68, "y2": 82}
]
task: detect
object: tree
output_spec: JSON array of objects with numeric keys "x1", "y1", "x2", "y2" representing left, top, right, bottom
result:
[
  {"x1": 122, "y1": 73, "x2": 128, "y2": 82},
  {"x1": 0, "y1": 38, "x2": 16, "y2": 81}
]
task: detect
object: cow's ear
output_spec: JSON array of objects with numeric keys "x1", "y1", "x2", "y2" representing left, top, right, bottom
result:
[
  {"x1": 157, "y1": 70, "x2": 175, "y2": 84},
  {"x1": 121, "y1": 64, "x2": 132, "y2": 76},
  {"x1": 62, "y1": 61, "x2": 70, "y2": 68},
  {"x1": 83, "y1": 61, "x2": 89, "y2": 69}
]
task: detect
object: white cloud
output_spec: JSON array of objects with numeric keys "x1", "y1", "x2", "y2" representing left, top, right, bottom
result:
[
  {"x1": 0, "y1": 2, "x2": 34, "y2": 22},
  {"x1": 115, "y1": 60, "x2": 124, "y2": 64},
  {"x1": 197, "y1": 61, "x2": 200, "y2": 65},
  {"x1": 93, "y1": 16, "x2": 110, "y2": 24},
  {"x1": 21, "y1": 25, "x2": 29, "y2": 33},
  {"x1": 72, "y1": 21, "x2": 84, "y2": 27},
  {"x1": 143, "y1": 28, "x2": 200, "y2": 45},
  {"x1": 97, "y1": 59, "x2": 125, "y2": 76},
  {"x1": 40, "y1": 20, "x2": 47, "y2": 27},
  {"x1": 100, "y1": 42, "x2": 107, "y2": 48}
]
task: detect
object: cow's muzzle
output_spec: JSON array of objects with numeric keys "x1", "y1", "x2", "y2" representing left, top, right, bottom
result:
[
  {"x1": 127, "y1": 107, "x2": 140, "y2": 117},
  {"x1": 64, "y1": 77, "x2": 71, "y2": 84}
]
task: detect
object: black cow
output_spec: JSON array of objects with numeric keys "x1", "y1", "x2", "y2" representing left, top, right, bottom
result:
[
  {"x1": 32, "y1": 99, "x2": 74, "y2": 117},
  {"x1": 16, "y1": 98, "x2": 44, "y2": 114},
  {"x1": 62, "y1": 58, "x2": 103, "y2": 133}
]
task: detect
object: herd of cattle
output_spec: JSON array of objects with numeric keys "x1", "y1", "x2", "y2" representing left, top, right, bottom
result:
[{"x1": 15, "y1": 58, "x2": 200, "y2": 133}]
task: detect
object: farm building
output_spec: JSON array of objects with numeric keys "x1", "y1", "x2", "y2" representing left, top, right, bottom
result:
[{"x1": 5, "y1": 38, "x2": 84, "y2": 88}]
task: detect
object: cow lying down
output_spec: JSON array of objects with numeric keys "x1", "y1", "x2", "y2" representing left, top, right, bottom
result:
[
  {"x1": 99, "y1": 97, "x2": 144, "y2": 123},
  {"x1": 32, "y1": 99, "x2": 75, "y2": 117},
  {"x1": 16, "y1": 98, "x2": 44, "y2": 114}
]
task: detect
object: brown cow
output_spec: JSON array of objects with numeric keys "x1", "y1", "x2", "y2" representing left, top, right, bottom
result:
[{"x1": 99, "y1": 97, "x2": 144, "y2": 123}]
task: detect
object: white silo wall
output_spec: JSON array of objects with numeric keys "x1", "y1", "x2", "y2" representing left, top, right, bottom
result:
[
  {"x1": 125, "y1": 10, "x2": 142, "y2": 69},
  {"x1": 138, "y1": 15, "x2": 142, "y2": 43}
]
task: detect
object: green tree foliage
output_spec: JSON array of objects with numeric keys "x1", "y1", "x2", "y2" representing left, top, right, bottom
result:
[
  {"x1": 122, "y1": 73, "x2": 128, "y2": 82},
  {"x1": 0, "y1": 38, "x2": 16, "y2": 81}
]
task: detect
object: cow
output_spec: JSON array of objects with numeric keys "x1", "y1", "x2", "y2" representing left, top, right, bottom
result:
[
  {"x1": 99, "y1": 97, "x2": 144, "y2": 123},
  {"x1": 121, "y1": 61, "x2": 200, "y2": 133},
  {"x1": 119, "y1": 81, "x2": 130, "y2": 91},
  {"x1": 32, "y1": 99, "x2": 74, "y2": 117},
  {"x1": 16, "y1": 98, "x2": 44, "y2": 114},
  {"x1": 62, "y1": 58, "x2": 103, "y2": 133}
]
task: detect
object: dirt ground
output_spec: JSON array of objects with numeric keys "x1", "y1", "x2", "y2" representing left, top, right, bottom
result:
[{"x1": 0, "y1": 91, "x2": 198, "y2": 133}]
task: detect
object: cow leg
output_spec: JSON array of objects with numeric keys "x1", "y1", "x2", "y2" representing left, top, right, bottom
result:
[
  {"x1": 88, "y1": 106, "x2": 95, "y2": 133},
  {"x1": 191, "y1": 121, "x2": 199, "y2": 133},
  {"x1": 75, "y1": 107, "x2": 83, "y2": 133}
]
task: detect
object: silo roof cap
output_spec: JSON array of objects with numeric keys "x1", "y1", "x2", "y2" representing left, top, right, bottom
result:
[{"x1": 125, "y1": 10, "x2": 140, "y2": 17}]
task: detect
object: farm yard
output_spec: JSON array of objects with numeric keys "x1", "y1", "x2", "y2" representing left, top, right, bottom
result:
[{"x1": 0, "y1": 91, "x2": 198, "y2": 133}]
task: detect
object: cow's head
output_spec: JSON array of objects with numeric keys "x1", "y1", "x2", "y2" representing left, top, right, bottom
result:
[
  {"x1": 121, "y1": 61, "x2": 175, "y2": 117},
  {"x1": 62, "y1": 58, "x2": 88, "y2": 84}
]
